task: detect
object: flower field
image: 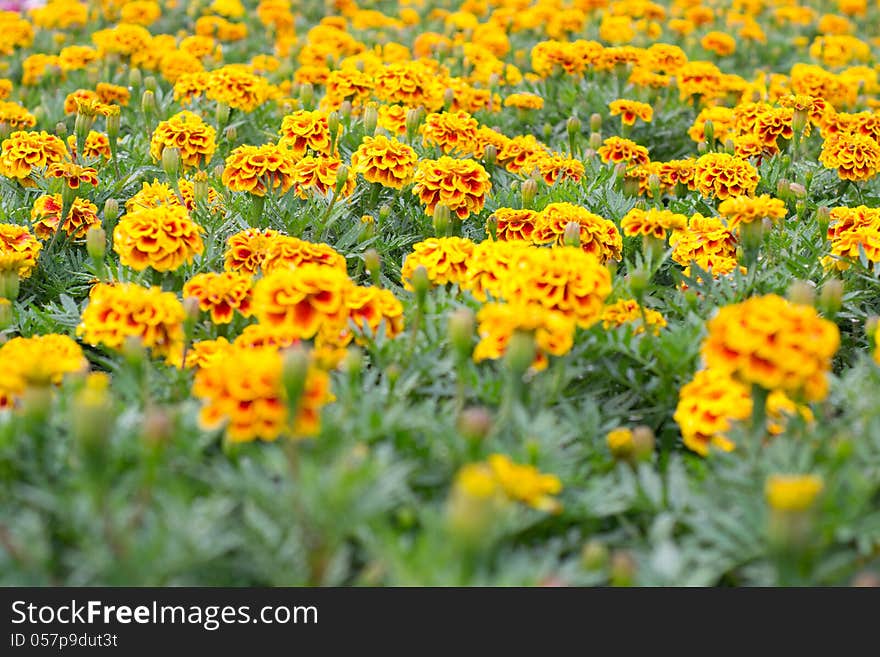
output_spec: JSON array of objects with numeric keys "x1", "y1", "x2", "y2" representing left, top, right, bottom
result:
[{"x1": 1, "y1": 0, "x2": 879, "y2": 587}]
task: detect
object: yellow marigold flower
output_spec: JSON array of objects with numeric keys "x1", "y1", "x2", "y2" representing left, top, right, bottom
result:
[
  {"x1": 66, "y1": 131, "x2": 112, "y2": 161},
  {"x1": 262, "y1": 236, "x2": 347, "y2": 274},
  {"x1": 120, "y1": 0, "x2": 162, "y2": 26},
  {"x1": 223, "y1": 228, "x2": 281, "y2": 274},
  {"x1": 205, "y1": 65, "x2": 273, "y2": 113},
  {"x1": 180, "y1": 337, "x2": 233, "y2": 370},
  {"x1": 473, "y1": 302, "x2": 575, "y2": 371},
  {"x1": 819, "y1": 133, "x2": 880, "y2": 182},
  {"x1": 822, "y1": 205, "x2": 880, "y2": 270},
  {"x1": 374, "y1": 62, "x2": 445, "y2": 112},
  {"x1": 222, "y1": 142, "x2": 297, "y2": 196},
  {"x1": 606, "y1": 428, "x2": 635, "y2": 457},
  {"x1": 0, "y1": 130, "x2": 69, "y2": 185},
  {"x1": 30, "y1": 2, "x2": 88, "y2": 30},
  {"x1": 113, "y1": 205, "x2": 205, "y2": 272},
  {"x1": 504, "y1": 93, "x2": 544, "y2": 110},
  {"x1": 92, "y1": 23, "x2": 153, "y2": 58},
  {"x1": 0, "y1": 79, "x2": 11, "y2": 100},
  {"x1": 489, "y1": 208, "x2": 539, "y2": 242},
  {"x1": 77, "y1": 282, "x2": 185, "y2": 362},
  {"x1": 670, "y1": 213, "x2": 738, "y2": 272},
  {"x1": 278, "y1": 110, "x2": 333, "y2": 159},
  {"x1": 63, "y1": 89, "x2": 99, "y2": 115},
  {"x1": 346, "y1": 286, "x2": 405, "y2": 340},
  {"x1": 701, "y1": 294, "x2": 840, "y2": 401},
  {"x1": 291, "y1": 155, "x2": 355, "y2": 198},
  {"x1": 58, "y1": 45, "x2": 99, "y2": 72},
  {"x1": 701, "y1": 31, "x2": 736, "y2": 56},
  {"x1": 150, "y1": 111, "x2": 217, "y2": 170},
  {"x1": 401, "y1": 237, "x2": 475, "y2": 290},
  {"x1": 192, "y1": 345, "x2": 332, "y2": 442},
  {"x1": 412, "y1": 156, "x2": 492, "y2": 220},
  {"x1": 532, "y1": 154, "x2": 585, "y2": 186},
  {"x1": 621, "y1": 207, "x2": 688, "y2": 239},
  {"x1": 497, "y1": 134, "x2": 548, "y2": 174},
  {"x1": 693, "y1": 152, "x2": 760, "y2": 200},
  {"x1": 601, "y1": 299, "x2": 666, "y2": 335},
  {"x1": 45, "y1": 162, "x2": 98, "y2": 190},
  {"x1": 0, "y1": 334, "x2": 87, "y2": 409},
  {"x1": 126, "y1": 178, "x2": 222, "y2": 214},
  {"x1": 420, "y1": 111, "x2": 480, "y2": 156},
  {"x1": 597, "y1": 136, "x2": 650, "y2": 167},
  {"x1": 718, "y1": 194, "x2": 787, "y2": 229},
  {"x1": 233, "y1": 324, "x2": 301, "y2": 352},
  {"x1": 488, "y1": 454, "x2": 562, "y2": 513},
  {"x1": 676, "y1": 60, "x2": 723, "y2": 100},
  {"x1": 96, "y1": 82, "x2": 130, "y2": 107},
  {"x1": 252, "y1": 264, "x2": 353, "y2": 339},
  {"x1": 160, "y1": 50, "x2": 205, "y2": 85},
  {"x1": 533, "y1": 202, "x2": 622, "y2": 262},
  {"x1": 376, "y1": 103, "x2": 410, "y2": 136},
  {"x1": 195, "y1": 15, "x2": 249, "y2": 41},
  {"x1": 657, "y1": 159, "x2": 696, "y2": 190},
  {"x1": 688, "y1": 106, "x2": 736, "y2": 144},
  {"x1": 0, "y1": 101, "x2": 36, "y2": 130},
  {"x1": 21, "y1": 54, "x2": 61, "y2": 87},
  {"x1": 460, "y1": 240, "x2": 533, "y2": 302},
  {"x1": 30, "y1": 194, "x2": 100, "y2": 241},
  {"x1": 0, "y1": 224, "x2": 41, "y2": 279},
  {"x1": 609, "y1": 99, "x2": 653, "y2": 126},
  {"x1": 674, "y1": 369, "x2": 748, "y2": 456},
  {"x1": 173, "y1": 71, "x2": 212, "y2": 105},
  {"x1": 765, "y1": 474, "x2": 824, "y2": 512},
  {"x1": 351, "y1": 135, "x2": 417, "y2": 190},
  {"x1": 183, "y1": 272, "x2": 253, "y2": 324}
]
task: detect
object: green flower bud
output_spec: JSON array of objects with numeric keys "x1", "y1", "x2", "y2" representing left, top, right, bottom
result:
[
  {"x1": 448, "y1": 307, "x2": 475, "y2": 361},
  {"x1": 86, "y1": 226, "x2": 106, "y2": 261},
  {"x1": 433, "y1": 203, "x2": 450, "y2": 236},
  {"x1": 563, "y1": 220, "x2": 581, "y2": 248},
  {"x1": 457, "y1": 406, "x2": 492, "y2": 442},
  {"x1": 162, "y1": 146, "x2": 181, "y2": 181}
]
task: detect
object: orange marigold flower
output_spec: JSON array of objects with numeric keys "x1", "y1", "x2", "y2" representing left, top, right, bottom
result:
[
  {"x1": 113, "y1": 205, "x2": 205, "y2": 272},
  {"x1": 222, "y1": 143, "x2": 297, "y2": 196},
  {"x1": 350, "y1": 135, "x2": 417, "y2": 189},
  {"x1": 718, "y1": 194, "x2": 787, "y2": 229},
  {"x1": 669, "y1": 213, "x2": 738, "y2": 272},
  {"x1": 412, "y1": 156, "x2": 492, "y2": 220},
  {"x1": 420, "y1": 111, "x2": 480, "y2": 156},
  {"x1": 597, "y1": 136, "x2": 650, "y2": 167},
  {"x1": 30, "y1": 194, "x2": 100, "y2": 240},
  {"x1": 674, "y1": 369, "x2": 748, "y2": 456},
  {"x1": 205, "y1": 65, "x2": 273, "y2": 112},
  {"x1": 180, "y1": 337, "x2": 233, "y2": 370},
  {"x1": 96, "y1": 82, "x2": 130, "y2": 106},
  {"x1": 183, "y1": 271, "x2": 253, "y2": 324},
  {"x1": 489, "y1": 208, "x2": 539, "y2": 242},
  {"x1": 45, "y1": 162, "x2": 98, "y2": 189},
  {"x1": 263, "y1": 236, "x2": 347, "y2": 274},
  {"x1": 0, "y1": 101, "x2": 36, "y2": 130},
  {"x1": 819, "y1": 133, "x2": 880, "y2": 182},
  {"x1": 701, "y1": 31, "x2": 736, "y2": 56},
  {"x1": 252, "y1": 264, "x2": 353, "y2": 339},
  {"x1": 609, "y1": 99, "x2": 653, "y2": 126},
  {"x1": 504, "y1": 93, "x2": 544, "y2": 110},
  {"x1": 150, "y1": 111, "x2": 217, "y2": 169},
  {"x1": 693, "y1": 152, "x2": 760, "y2": 199},
  {"x1": 77, "y1": 282, "x2": 186, "y2": 362},
  {"x1": 66, "y1": 132, "x2": 112, "y2": 161},
  {"x1": 376, "y1": 103, "x2": 410, "y2": 136},
  {"x1": 601, "y1": 299, "x2": 666, "y2": 335},
  {"x1": 460, "y1": 240, "x2": 534, "y2": 302},
  {"x1": 657, "y1": 159, "x2": 696, "y2": 190},
  {"x1": 278, "y1": 110, "x2": 333, "y2": 159},
  {"x1": 192, "y1": 344, "x2": 332, "y2": 442},
  {"x1": 532, "y1": 154, "x2": 585, "y2": 185},
  {"x1": 473, "y1": 302, "x2": 575, "y2": 372},
  {"x1": 223, "y1": 228, "x2": 281, "y2": 274},
  {"x1": 0, "y1": 130, "x2": 69, "y2": 184},
  {"x1": 401, "y1": 237, "x2": 476, "y2": 290},
  {"x1": 346, "y1": 285, "x2": 405, "y2": 340},
  {"x1": 291, "y1": 155, "x2": 355, "y2": 198},
  {"x1": 822, "y1": 205, "x2": 880, "y2": 270},
  {"x1": 533, "y1": 202, "x2": 622, "y2": 262},
  {"x1": 701, "y1": 294, "x2": 840, "y2": 401},
  {"x1": 0, "y1": 223, "x2": 42, "y2": 279},
  {"x1": 0, "y1": 334, "x2": 87, "y2": 409},
  {"x1": 621, "y1": 207, "x2": 688, "y2": 239}
]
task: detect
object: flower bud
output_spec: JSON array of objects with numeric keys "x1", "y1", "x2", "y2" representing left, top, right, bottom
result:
[
  {"x1": 0, "y1": 122, "x2": 9, "y2": 141},
  {"x1": 143, "y1": 75, "x2": 158, "y2": 93},
  {"x1": 457, "y1": 406, "x2": 492, "y2": 442},
  {"x1": 792, "y1": 108, "x2": 808, "y2": 133},
  {"x1": 563, "y1": 220, "x2": 581, "y2": 248},
  {"x1": 610, "y1": 550, "x2": 636, "y2": 586},
  {"x1": 162, "y1": 146, "x2": 181, "y2": 181},
  {"x1": 72, "y1": 373, "x2": 114, "y2": 461},
  {"x1": 405, "y1": 107, "x2": 423, "y2": 141},
  {"x1": 282, "y1": 344, "x2": 310, "y2": 415},
  {"x1": 327, "y1": 110, "x2": 340, "y2": 139},
  {"x1": 339, "y1": 100, "x2": 352, "y2": 120},
  {"x1": 521, "y1": 177, "x2": 538, "y2": 209},
  {"x1": 364, "y1": 248, "x2": 381, "y2": 285},
  {"x1": 606, "y1": 427, "x2": 635, "y2": 461},
  {"x1": 334, "y1": 164, "x2": 350, "y2": 194},
  {"x1": 215, "y1": 101, "x2": 230, "y2": 128},
  {"x1": 224, "y1": 125, "x2": 237, "y2": 142},
  {"x1": 581, "y1": 540, "x2": 609, "y2": 571},
  {"x1": 483, "y1": 143, "x2": 497, "y2": 165},
  {"x1": 106, "y1": 108, "x2": 120, "y2": 141},
  {"x1": 103, "y1": 197, "x2": 119, "y2": 227},
  {"x1": 141, "y1": 89, "x2": 156, "y2": 115},
  {"x1": 443, "y1": 87, "x2": 456, "y2": 109},
  {"x1": 815, "y1": 206, "x2": 831, "y2": 236},
  {"x1": 55, "y1": 121, "x2": 67, "y2": 137},
  {"x1": 566, "y1": 115, "x2": 581, "y2": 138},
  {"x1": 379, "y1": 204, "x2": 391, "y2": 221},
  {"x1": 193, "y1": 170, "x2": 209, "y2": 204},
  {"x1": 122, "y1": 336, "x2": 145, "y2": 370},
  {"x1": 299, "y1": 82, "x2": 314, "y2": 107},
  {"x1": 433, "y1": 203, "x2": 450, "y2": 236},
  {"x1": 0, "y1": 298, "x2": 12, "y2": 331},
  {"x1": 622, "y1": 174, "x2": 641, "y2": 198},
  {"x1": 631, "y1": 425, "x2": 655, "y2": 461},
  {"x1": 590, "y1": 113, "x2": 602, "y2": 132},
  {"x1": 213, "y1": 163, "x2": 225, "y2": 179},
  {"x1": 486, "y1": 214, "x2": 498, "y2": 241},
  {"x1": 411, "y1": 265, "x2": 430, "y2": 305},
  {"x1": 0, "y1": 269, "x2": 19, "y2": 301},
  {"x1": 128, "y1": 67, "x2": 143, "y2": 88},
  {"x1": 363, "y1": 102, "x2": 378, "y2": 135},
  {"x1": 542, "y1": 122, "x2": 552, "y2": 140},
  {"x1": 786, "y1": 279, "x2": 815, "y2": 306},
  {"x1": 448, "y1": 307, "x2": 475, "y2": 361},
  {"x1": 789, "y1": 182, "x2": 806, "y2": 199},
  {"x1": 142, "y1": 405, "x2": 173, "y2": 448},
  {"x1": 589, "y1": 131, "x2": 602, "y2": 150},
  {"x1": 504, "y1": 329, "x2": 536, "y2": 376},
  {"x1": 818, "y1": 278, "x2": 844, "y2": 317},
  {"x1": 776, "y1": 178, "x2": 791, "y2": 201},
  {"x1": 86, "y1": 226, "x2": 106, "y2": 261}
]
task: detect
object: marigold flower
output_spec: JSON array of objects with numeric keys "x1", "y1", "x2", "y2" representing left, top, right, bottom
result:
[
  {"x1": 180, "y1": 337, "x2": 233, "y2": 370},
  {"x1": 473, "y1": 302, "x2": 575, "y2": 371},
  {"x1": 113, "y1": 205, "x2": 205, "y2": 272},
  {"x1": 0, "y1": 130, "x2": 69, "y2": 184},
  {"x1": 183, "y1": 271, "x2": 253, "y2": 324},
  {"x1": 0, "y1": 224, "x2": 41, "y2": 279},
  {"x1": 401, "y1": 237, "x2": 475, "y2": 290},
  {"x1": 412, "y1": 156, "x2": 491, "y2": 220},
  {"x1": 77, "y1": 282, "x2": 186, "y2": 362},
  {"x1": 701, "y1": 31, "x2": 736, "y2": 56},
  {"x1": 350, "y1": 135, "x2": 417, "y2": 189},
  {"x1": 205, "y1": 65, "x2": 274, "y2": 112},
  {"x1": 263, "y1": 236, "x2": 347, "y2": 274},
  {"x1": 0, "y1": 334, "x2": 87, "y2": 409},
  {"x1": 597, "y1": 136, "x2": 650, "y2": 167},
  {"x1": 346, "y1": 286, "x2": 405, "y2": 340},
  {"x1": 601, "y1": 299, "x2": 666, "y2": 335},
  {"x1": 701, "y1": 294, "x2": 840, "y2": 401},
  {"x1": 718, "y1": 194, "x2": 787, "y2": 229},
  {"x1": 620, "y1": 207, "x2": 688, "y2": 239},
  {"x1": 497, "y1": 134, "x2": 548, "y2": 174},
  {"x1": 96, "y1": 82, "x2": 130, "y2": 107},
  {"x1": 252, "y1": 264, "x2": 353, "y2": 339},
  {"x1": 693, "y1": 152, "x2": 760, "y2": 200},
  {"x1": 532, "y1": 154, "x2": 585, "y2": 185},
  {"x1": 533, "y1": 202, "x2": 622, "y2": 262},
  {"x1": 291, "y1": 155, "x2": 355, "y2": 198},
  {"x1": 487, "y1": 453, "x2": 562, "y2": 512},
  {"x1": 66, "y1": 131, "x2": 112, "y2": 161},
  {"x1": 420, "y1": 111, "x2": 480, "y2": 156},
  {"x1": 822, "y1": 205, "x2": 880, "y2": 270},
  {"x1": 504, "y1": 93, "x2": 544, "y2": 110},
  {"x1": 765, "y1": 474, "x2": 824, "y2": 512},
  {"x1": 609, "y1": 99, "x2": 653, "y2": 125},
  {"x1": 192, "y1": 345, "x2": 332, "y2": 442},
  {"x1": 149, "y1": 111, "x2": 217, "y2": 170},
  {"x1": 223, "y1": 228, "x2": 281, "y2": 274},
  {"x1": 489, "y1": 208, "x2": 539, "y2": 242},
  {"x1": 819, "y1": 133, "x2": 880, "y2": 182},
  {"x1": 30, "y1": 194, "x2": 100, "y2": 240},
  {"x1": 670, "y1": 213, "x2": 738, "y2": 272},
  {"x1": 278, "y1": 110, "x2": 333, "y2": 159},
  {"x1": 222, "y1": 142, "x2": 297, "y2": 196},
  {"x1": 0, "y1": 101, "x2": 36, "y2": 130},
  {"x1": 45, "y1": 162, "x2": 98, "y2": 189}
]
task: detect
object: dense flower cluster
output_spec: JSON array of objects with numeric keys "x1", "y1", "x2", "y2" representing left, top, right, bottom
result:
[
  {"x1": 222, "y1": 143, "x2": 297, "y2": 195},
  {"x1": 113, "y1": 205, "x2": 205, "y2": 272},
  {"x1": 30, "y1": 194, "x2": 100, "y2": 240},
  {"x1": 351, "y1": 135, "x2": 417, "y2": 189},
  {"x1": 150, "y1": 110, "x2": 217, "y2": 169},
  {"x1": 183, "y1": 271, "x2": 253, "y2": 324},
  {"x1": 412, "y1": 156, "x2": 492, "y2": 220}
]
